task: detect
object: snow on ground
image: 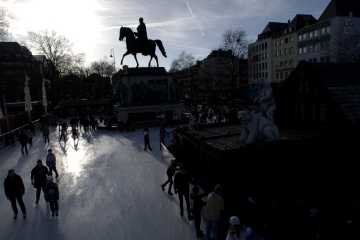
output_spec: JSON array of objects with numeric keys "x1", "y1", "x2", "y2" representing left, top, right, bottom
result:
[{"x1": 0, "y1": 125, "x2": 205, "y2": 240}]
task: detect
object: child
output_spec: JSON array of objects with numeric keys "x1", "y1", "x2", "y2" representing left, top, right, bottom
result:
[
  {"x1": 190, "y1": 186, "x2": 208, "y2": 238},
  {"x1": 43, "y1": 176, "x2": 59, "y2": 217},
  {"x1": 226, "y1": 216, "x2": 252, "y2": 240},
  {"x1": 26, "y1": 129, "x2": 34, "y2": 146}
]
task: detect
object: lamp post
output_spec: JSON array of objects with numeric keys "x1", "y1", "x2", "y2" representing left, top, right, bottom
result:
[
  {"x1": 40, "y1": 67, "x2": 48, "y2": 114},
  {"x1": 110, "y1": 49, "x2": 116, "y2": 101}
]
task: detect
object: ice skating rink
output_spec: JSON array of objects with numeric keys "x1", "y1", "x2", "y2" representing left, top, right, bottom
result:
[{"x1": 0, "y1": 126, "x2": 205, "y2": 240}]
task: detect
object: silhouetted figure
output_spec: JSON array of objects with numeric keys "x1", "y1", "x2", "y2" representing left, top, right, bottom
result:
[{"x1": 135, "y1": 17, "x2": 148, "y2": 54}]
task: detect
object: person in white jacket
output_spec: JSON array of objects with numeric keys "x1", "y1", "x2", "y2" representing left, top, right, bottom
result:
[{"x1": 226, "y1": 216, "x2": 252, "y2": 240}]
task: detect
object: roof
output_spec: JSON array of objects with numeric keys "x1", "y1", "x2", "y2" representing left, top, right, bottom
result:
[
  {"x1": 289, "y1": 14, "x2": 317, "y2": 30},
  {"x1": 310, "y1": 62, "x2": 360, "y2": 127},
  {"x1": 318, "y1": 0, "x2": 360, "y2": 22}
]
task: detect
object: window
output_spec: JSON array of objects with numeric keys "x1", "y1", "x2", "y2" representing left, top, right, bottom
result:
[
  {"x1": 266, "y1": 52, "x2": 268, "y2": 59},
  {"x1": 262, "y1": 72, "x2": 264, "y2": 78},
  {"x1": 311, "y1": 103, "x2": 317, "y2": 121},
  {"x1": 290, "y1": 36, "x2": 294, "y2": 42},
  {"x1": 276, "y1": 73, "x2": 279, "y2": 79},
  {"x1": 285, "y1": 72, "x2": 288, "y2": 78},
  {"x1": 280, "y1": 72, "x2": 284, "y2": 79},
  {"x1": 262, "y1": 53, "x2": 265, "y2": 60},
  {"x1": 265, "y1": 62, "x2": 268, "y2": 69},
  {"x1": 253, "y1": 65, "x2": 256, "y2": 71},
  {"x1": 314, "y1": 44, "x2": 318, "y2": 52},
  {"x1": 290, "y1": 47, "x2": 294, "y2": 54},
  {"x1": 293, "y1": 102, "x2": 298, "y2": 119},
  {"x1": 265, "y1": 72, "x2": 268, "y2": 78},
  {"x1": 320, "y1": 42, "x2": 325, "y2": 50},
  {"x1": 314, "y1": 30, "x2": 318, "y2": 37},
  {"x1": 276, "y1": 51, "x2": 279, "y2": 57},
  {"x1": 309, "y1": 45, "x2": 313, "y2": 53},
  {"x1": 280, "y1": 39, "x2": 284, "y2": 45},
  {"x1": 280, "y1": 50, "x2": 284, "y2": 56},
  {"x1": 256, "y1": 45, "x2": 258, "y2": 52},
  {"x1": 262, "y1": 43, "x2": 264, "y2": 50},
  {"x1": 285, "y1": 60, "x2": 288, "y2": 66},
  {"x1": 285, "y1": 38, "x2": 288, "y2": 44},
  {"x1": 290, "y1": 59, "x2": 293, "y2": 66},
  {"x1": 302, "y1": 33, "x2": 307, "y2": 40},
  {"x1": 276, "y1": 61, "x2": 279, "y2": 68},
  {"x1": 253, "y1": 46, "x2": 255, "y2": 52},
  {"x1": 285, "y1": 48, "x2": 289, "y2": 55},
  {"x1": 280, "y1": 61, "x2": 283, "y2": 67},
  {"x1": 309, "y1": 31, "x2": 313, "y2": 38},
  {"x1": 321, "y1": 27, "x2": 326, "y2": 35},
  {"x1": 300, "y1": 102, "x2": 305, "y2": 119},
  {"x1": 262, "y1": 63, "x2": 264, "y2": 69},
  {"x1": 298, "y1": 48, "x2": 302, "y2": 54},
  {"x1": 303, "y1": 46, "x2": 307, "y2": 54},
  {"x1": 276, "y1": 41, "x2": 279, "y2": 46},
  {"x1": 299, "y1": 82, "x2": 303, "y2": 93},
  {"x1": 265, "y1": 42, "x2": 267, "y2": 49},
  {"x1": 305, "y1": 82, "x2": 309, "y2": 93},
  {"x1": 299, "y1": 35, "x2": 302, "y2": 41},
  {"x1": 326, "y1": 26, "x2": 331, "y2": 34},
  {"x1": 253, "y1": 74, "x2": 256, "y2": 79},
  {"x1": 319, "y1": 103, "x2": 325, "y2": 121}
]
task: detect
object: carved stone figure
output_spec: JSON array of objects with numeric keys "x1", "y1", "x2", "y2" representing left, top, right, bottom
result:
[
  {"x1": 170, "y1": 81, "x2": 179, "y2": 102},
  {"x1": 238, "y1": 110, "x2": 279, "y2": 145},
  {"x1": 159, "y1": 81, "x2": 167, "y2": 102},
  {"x1": 139, "y1": 81, "x2": 147, "y2": 103},
  {"x1": 116, "y1": 81, "x2": 128, "y2": 105},
  {"x1": 253, "y1": 78, "x2": 276, "y2": 122},
  {"x1": 147, "y1": 82, "x2": 155, "y2": 104},
  {"x1": 131, "y1": 82, "x2": 139, "y2": 104}
]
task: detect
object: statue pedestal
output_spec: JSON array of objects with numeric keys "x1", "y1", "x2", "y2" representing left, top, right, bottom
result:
[{"x1": 114, "y1": 67, "x2": 182, "y2": 123}]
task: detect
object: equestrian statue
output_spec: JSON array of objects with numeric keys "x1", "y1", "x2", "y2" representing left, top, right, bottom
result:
[{"x1": 119, "y1": 17, "x2": 167, "y2": 68}]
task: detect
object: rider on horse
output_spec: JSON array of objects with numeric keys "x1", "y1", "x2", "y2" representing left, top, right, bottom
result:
[{"x1": 134, "y1": 17, "x2": 148, "y2": 55}]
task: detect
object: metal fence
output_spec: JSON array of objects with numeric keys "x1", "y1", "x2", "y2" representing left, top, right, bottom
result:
[{"x1": 0, "y1": 119, "x2": 41, "y2": 150}]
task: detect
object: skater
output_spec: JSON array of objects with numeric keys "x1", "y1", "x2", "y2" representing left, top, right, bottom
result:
[
  {"x1": 43, "y1": 176, "x2": 59, "y2": 217},
  {"x1": 18, "y1": 130, "x2": 28, "y2": 155},
  {"x1": 191, "y1": 186, "x2": 208, "y2": 238},
  {"x1": 9, "y1": 131, "x2": 16, "y2": 146},
  {"x1": 143, "y1": 125, "x2": 152, "y2": 150},
  {"x1": 30, "y1": 159, "x2": 49, "y2": 204},
  {"x1": 43, "y1": 123, "x2": 50, "y2": 143},
  {"x1": 26, "y1": 129, "x2": 34, "y2": 146},
  {"x1": 59, "y1": 124, "x2": 66, "y2": 143},
  {"x1": 4, "y1": 169, "x2": 27, "y2": 219},
  {"x1": 204, "y1": 184, "x2": 225, "y2": 240},
  {"x1": 161, "y1": 159, "x2": 179, "y2": 195},
  {"x1": 159, "y1": 126, "x2": 168, "y2": 149},
  {"x1": 174, "y1": 164, "x2": 195, "y2": 221},
  {"x1": 226, "y1": 216, "x2": 252, "y2": 240},
  {"x1": 72, "y1": 126, "x2": 79, "y2": 140},
  {"x1": 46, "y1": 149, "x2": 59, "y2": 179},
  {"x1": 62, "y1": 121, "x2": 68, "y2": 133}
]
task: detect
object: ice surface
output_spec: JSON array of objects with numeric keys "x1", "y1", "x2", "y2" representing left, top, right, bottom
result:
[{"x1": 0, "y1": 126, "x2": 205, "y2": 239}]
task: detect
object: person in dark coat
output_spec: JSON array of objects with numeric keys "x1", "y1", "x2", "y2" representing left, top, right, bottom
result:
[
  {"x1": 174, "y1": 164, "x2": 195, "y2": 221},
  {"x1": 18, "y1": 130, "x2": 28, "y2": 155},
  {"x1": 161, "y1": 159, "x2": 179, "y2": 195},
  {"x1": 43, "y1": 176, "x2": 59, "y2": 217},
  {"x1": 9, "y1": 131, "x2": 16, "y2": 147},
  {"x1": 30, "y1": 159, "x2": 49, "y2": 204},
  {"x1": 4, "y1": 169, "x2": 27, "y2": 219},
  {"x1": 191, "y1": 186, "x2": 208, "y2": 238},
  {"x1": 143, "y1": 125, "x2": 152, "y2": 150}
]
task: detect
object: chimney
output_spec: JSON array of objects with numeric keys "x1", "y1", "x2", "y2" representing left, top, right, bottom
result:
[
  {"x1": 288, "y1": 19, "x2": 290, "y2": 24},
  {"x1": 349, "y1": 11, "x2": 353, "y2": 17}
]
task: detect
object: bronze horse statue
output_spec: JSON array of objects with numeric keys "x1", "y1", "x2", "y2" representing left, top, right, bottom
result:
[{"x1": 119, "y1": 27, "x2": 167, "y2": 68}]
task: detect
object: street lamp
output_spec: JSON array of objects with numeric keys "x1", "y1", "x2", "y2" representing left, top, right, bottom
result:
[{"x1": 110, "y1": 49, "x2": 115, "y2": 74}]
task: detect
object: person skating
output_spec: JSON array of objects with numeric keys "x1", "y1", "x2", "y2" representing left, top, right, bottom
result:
[
  {"x1": 59, "y1": 124, "x2": 66, "y2": 143},
  {"x1": 191, "y1": 186, "x2": 208, "y2": 238},
  {"x1": 72, "y1": 126, "x2": 79, "y2": 140},
  {"x1": 18, "y1": 130, "x2": 28, "y2": 155},
  {"x1": 225, "y1": 216, "x2": 252, "y2": 240},
  {"x1": 161, "y1": 159, "x2": 179, "y2": 195},
  {"x1": 26, "y1": 129, "x2": 34, "y2": 147},
  {"x1": 9, "y1": 131, "x2": 16, "y2": 147},
  {"x1": 46, "y1": 149, "x2": 59, "y2": 178},
  {"x1": 204, "y1": 184, "x2": 225, "y2": 240},
  {"x1": 43, "y1": 176, "x2": 59, "y2": 217},
  {"x1": 43, "y1": 123, "x2": 50, "y2": 143},
  {"x1": 174, "y1": 164, "x2": 195, "y2": 221},
  {"x1": 30, "y1": 159, "x2": 49, "y2": 204},
  {"x1": 143, "y1": 125, "x2": 152, "y2": 150},
  {"x1": 4, "y1": 169, "x2": 27, "y2": 219}
]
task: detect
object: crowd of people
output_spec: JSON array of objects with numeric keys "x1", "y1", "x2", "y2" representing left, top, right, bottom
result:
[{"x1": 160, "y1": 160, "x2": 252, "y2": 240}]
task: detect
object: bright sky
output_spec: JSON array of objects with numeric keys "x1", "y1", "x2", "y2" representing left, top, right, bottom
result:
[{"x1": 3, "y1": 0, "x2": 330, "y2": 71}]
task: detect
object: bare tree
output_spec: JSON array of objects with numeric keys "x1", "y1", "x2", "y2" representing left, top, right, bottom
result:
[
  {"x1": 26, "y1": 29, "x2": 86, "y2": 76},
  {"x1": 325, "y1": 32, "x2": 360, "y2": 65},
  {"x1": 203, "y1": 28, "x2": 250, "y2": 94},
  {"x1": 90, "y1": 57, "x2": 114, "y2": 77},
  {"x1": 0, "y1": 8, "x2": 12, "y2": 42}
]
